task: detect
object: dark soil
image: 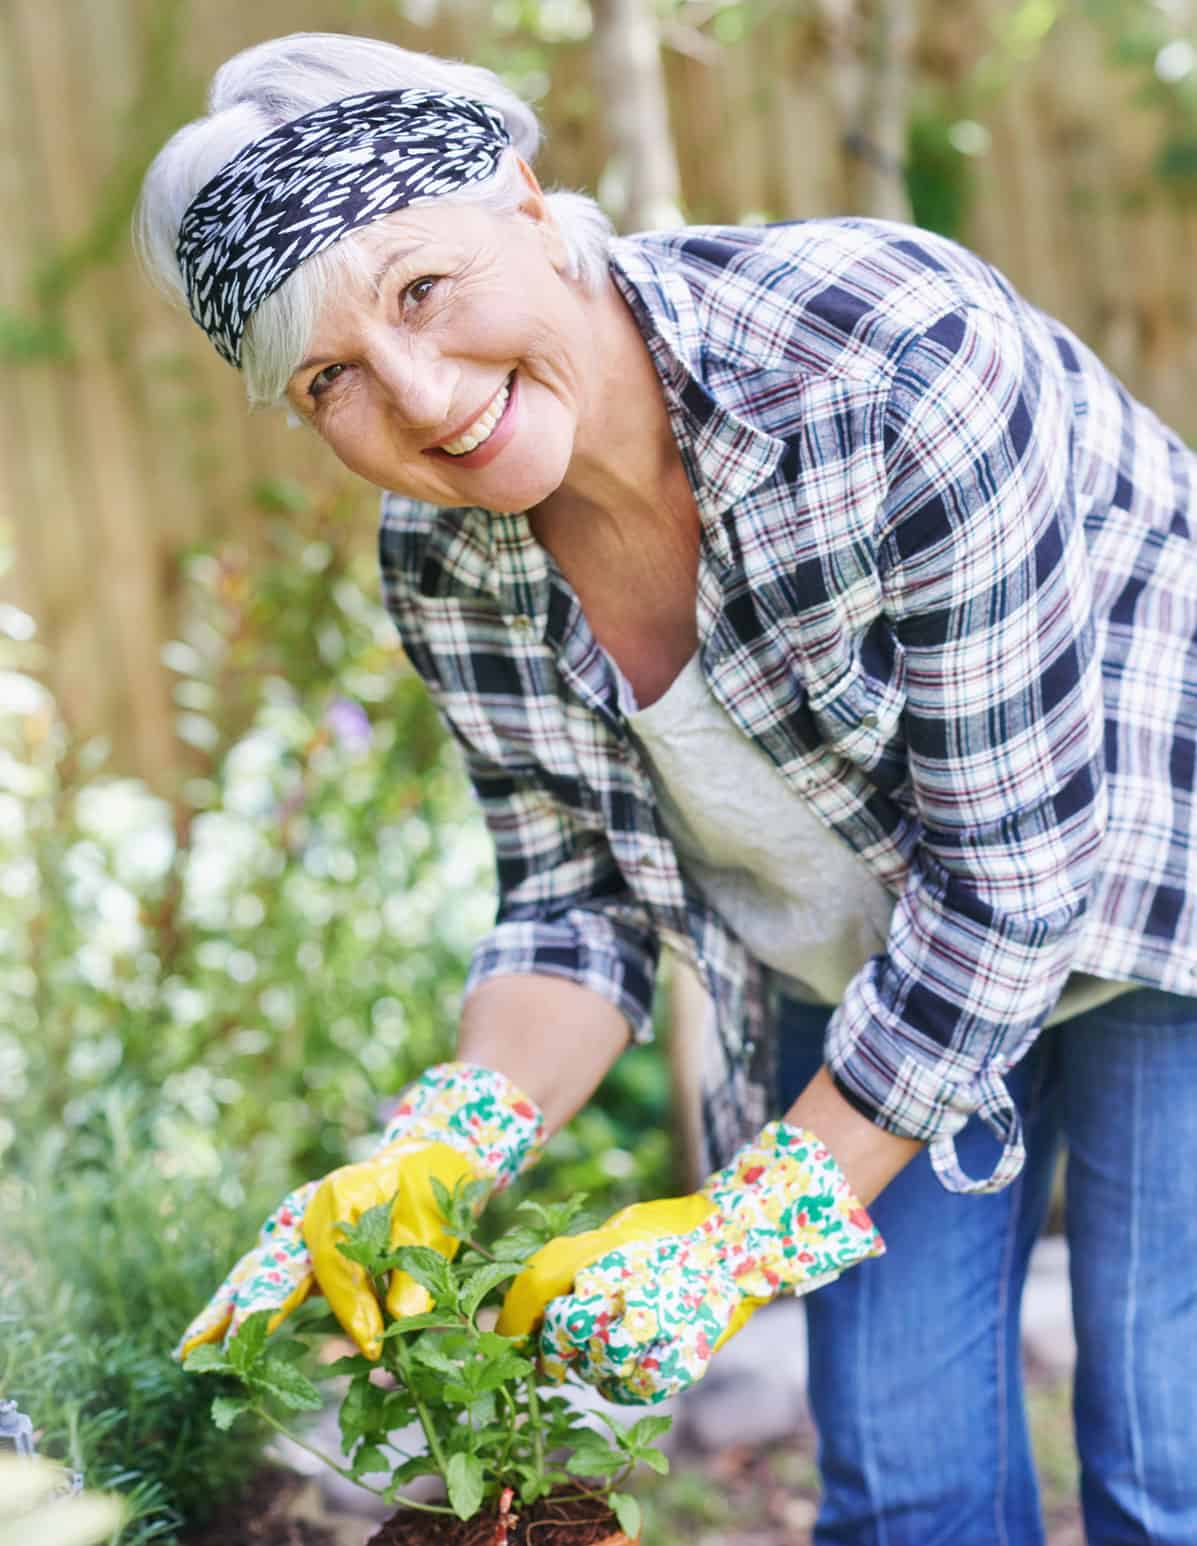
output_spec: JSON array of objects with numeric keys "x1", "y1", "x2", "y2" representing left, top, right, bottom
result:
[
  {"x1": 365, "y1": 1488, "x2": 631, "y2": 1546},
  {"x1": 179, "y1": 1465, "x2": 342, "y2": 1546}
]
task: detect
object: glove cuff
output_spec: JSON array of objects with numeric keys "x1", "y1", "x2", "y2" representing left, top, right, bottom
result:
[
  {"x1": 701, "y1": 1120, "x2": 884, "y2": 1294},
  {"x1": 380, "y1": 1061, "x2": 546, "y2": 1193}
]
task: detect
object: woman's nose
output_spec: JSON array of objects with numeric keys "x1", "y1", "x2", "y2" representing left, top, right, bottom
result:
[{"x1": 373, "y1": 344, "x2": 457, "y2": 431}]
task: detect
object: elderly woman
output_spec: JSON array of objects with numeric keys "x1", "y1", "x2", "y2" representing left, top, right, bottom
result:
[{"x1": 137, "y1": 31, "x2": 1197, "y2": 1544}]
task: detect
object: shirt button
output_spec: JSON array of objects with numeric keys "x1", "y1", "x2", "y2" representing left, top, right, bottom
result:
[
  {"x1": 511, "y1": 614, "x2": 533, "y2": 634},
  {"x1": 640, "y1": 852, "x2": 658, "y2": 870}
]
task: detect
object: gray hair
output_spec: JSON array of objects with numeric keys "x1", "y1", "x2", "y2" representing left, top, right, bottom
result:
[{"x1": 134, "y1": 33, "x2": 614, "y2": 405}]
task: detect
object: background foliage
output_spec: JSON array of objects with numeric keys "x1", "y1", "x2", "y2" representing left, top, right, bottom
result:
[{"x1": 0, "y1": 495, "x2": 670, "y2": 1540}]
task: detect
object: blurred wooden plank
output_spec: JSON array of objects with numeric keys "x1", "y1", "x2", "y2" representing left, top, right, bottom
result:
[
  {"x1": 768, "y1": 17, "x2": 842, "y2": 219},
  {"x1": 720, "y1": 20, "x2": 773, "y2": 223},
  {"x1": 0, "y1": 0, "x2": 116, "y2": 720},
  {"x1": 15, "y1": 0, "x2": 178, "y2": 782},
  {"x1": 0, "y1": 0, "x2": 39, "y2": 608}
]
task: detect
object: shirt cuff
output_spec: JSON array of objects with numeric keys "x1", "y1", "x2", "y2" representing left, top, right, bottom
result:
[
  {"x1": 824, "y1": 981, "x2": 1027, "y2": 1196},
  {"x1": 465, "y1": 909, "x2": 659, "y2": 1045}
]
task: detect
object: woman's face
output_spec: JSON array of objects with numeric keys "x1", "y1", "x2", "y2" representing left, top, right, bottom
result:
[{"x1": 284, "y1": 175, "x2": 595, "y2": 512}]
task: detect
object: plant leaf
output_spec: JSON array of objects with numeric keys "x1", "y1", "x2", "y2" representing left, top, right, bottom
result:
[
  {"x1": 428, "y1": 1174, "x2": 454, "y2": 1220},
  {"x1": 385, "y1": 1456, "x2": 442, "y2": 1500},
  {"x1": 513, "y1": 1195, "x2": 596, "y2": 1243},
  {"x1": 638, "y1": 1448, "x2": 670, "y2": 1475},
  {"x1": 265, "y1": 1336, "x2": 309, "y2": 1364},
  {"x1": 339, "y1": 1375, "x2": 386, "y2": 1450},
  {"x1": 352, "y1": 1444, "x2": 389, "y2": 1479},
  {"x1": 317, "y1": 1353, "x2": 376, "y2": 1377},
  {"x1": 183, "y1": 1344, "x2": 231, "y2": 1376},
  {"x1": 226, "y1": 1309, "x2": 272, "y2": 1376},
  {"x1": 460, "y1": 1262, "x2": 522, "y2": 1321},
  {"x1": 474, "y1": 1354, "x2": 534, "y2": 1393},
  {"x1": 610, "y1": 1493, "x2": 642, "y2": 1539},
  {"x1": 255, "y1": 1354, "x2": 324, "y2": 1411},
  {"x1": 380, "y1": 1389, "x2": 418, "y2": 1429},
  {"x1": 488, "y1": 1227, "x2": 546, "y2": 1261},
  {"x1": 334, "y1": 1238, "x2": 383, "y2": 1268},
  {"x1": 210, "y1": 1394, "x2": 249, "y2": 1430},
  {"x1": 334, "y1": 1197, "x2": 396, "y2": 1272},
  {"x1": 627, "y1": 1414, "x2": 673, "y2": 1450},
  {"x1": 445, "y1": 1452, "x2": 485, "y2": 1520},
  {"x1": 565, "y1": 1442, "x2": 627, "y2": 1478},
  {"x1": 475, "y1": 1330, "x2": 518, "y2": 1357},
  {"x1": 381, "y1": 1312, "x2": 464, "y2": 1338},
  {"x1": 465, "y1": 1391, "x2": 497, "y2": 1426},
  {"x1": 409, "y1": 1337, "x2": 461, "y2": 1377},
  {"x1": 389, "y1": 1245, "x2": 455, "y2": 1304},
  {"x1": 514, "y1": 1467, "x2": 550, "y2": 1505}
]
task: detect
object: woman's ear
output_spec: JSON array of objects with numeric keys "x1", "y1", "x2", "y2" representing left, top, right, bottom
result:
[{"x1": 512, "y1": 154, "x2": 569, "y2": 274}]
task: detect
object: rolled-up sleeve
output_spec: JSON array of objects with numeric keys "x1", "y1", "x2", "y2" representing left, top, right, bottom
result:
[
  {"x1": 377, "y1": 502, "x2": 661, "y2": 1047},
  {"x1": 823, "y1": 305, "x2": 1108, "y2": 1194},
  {"x1": 458, "y1": 740, "x2": 660, "y2": 1042}
]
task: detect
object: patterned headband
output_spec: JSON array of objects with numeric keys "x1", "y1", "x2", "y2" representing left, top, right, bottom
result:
[{"x1": 176, "y1": 88, "x2": 512, "y2": 367}]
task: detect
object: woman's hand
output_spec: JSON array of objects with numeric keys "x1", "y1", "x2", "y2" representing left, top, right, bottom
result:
[
  {"x1": 175, "y1": 1062, "x2": 545, "y2": 1362},
  {"x1": 497, "y1": 1122, "x2": 883, "y2": 1403}
]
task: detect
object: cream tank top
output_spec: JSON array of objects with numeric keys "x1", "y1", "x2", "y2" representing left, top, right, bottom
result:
[{"x1": 627, "y1": 654, "x2": 1131, "y2": 1022}]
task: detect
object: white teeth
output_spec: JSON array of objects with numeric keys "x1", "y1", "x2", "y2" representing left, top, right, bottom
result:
[{"x1": 440, "y1": 378, "x2": 510, "y2": 456}]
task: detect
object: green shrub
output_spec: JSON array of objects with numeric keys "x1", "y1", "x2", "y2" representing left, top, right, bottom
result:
[
  {"x1": 1, "y1": 1092, "x2": 277, "y2": 1544},
  {"x1": 1, "y1": 492, "x2": 673, "y2": 1200}
]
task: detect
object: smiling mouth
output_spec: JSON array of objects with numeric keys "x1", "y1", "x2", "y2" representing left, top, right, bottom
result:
[{"x1": 436, "y1": 374, "x2": 514, "y2": 457}]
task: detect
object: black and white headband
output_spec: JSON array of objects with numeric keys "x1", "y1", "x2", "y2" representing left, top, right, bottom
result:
[{"x1": 176, "y1": 88, "x2": 512, "y2": 367}]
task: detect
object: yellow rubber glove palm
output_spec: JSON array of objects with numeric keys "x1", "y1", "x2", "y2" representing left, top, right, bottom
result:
[
  {"x1": 498, "y1": 1123, "x2": 883, "y2": 1403},
  {"x1": 176, "y1": 1062, "x2": 545, "y2": 1362}
]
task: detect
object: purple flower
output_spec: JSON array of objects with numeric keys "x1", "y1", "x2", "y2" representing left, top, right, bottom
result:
[{"x1": 324, "y1": 697, "x2": 372, "y2": 753}]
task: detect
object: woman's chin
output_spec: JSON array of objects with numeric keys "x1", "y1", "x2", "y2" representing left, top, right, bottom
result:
[{"x1": 474, "y1": 453, "x2": 573, "y2": 515}]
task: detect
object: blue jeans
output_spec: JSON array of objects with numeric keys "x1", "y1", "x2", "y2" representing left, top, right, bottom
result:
[{"x1": 776, "y1": 987, "x2": 1197, "y2": 1546}]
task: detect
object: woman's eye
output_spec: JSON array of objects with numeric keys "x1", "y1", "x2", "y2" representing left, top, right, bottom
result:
[
  {"x1": 404, "y1": 275, "x2": 439, "y2": 307},
  {"x1": 309, "y1": 362, "x2": 346, "y2": 399}
]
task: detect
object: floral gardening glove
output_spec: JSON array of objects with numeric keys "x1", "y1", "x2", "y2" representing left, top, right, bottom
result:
[
  {"x1": 497, "y1": 1121, "x2": 883, "y2": 1404},
  {"x1": 176, "y1": 1061, "x2": 545, "y2": 1362}
]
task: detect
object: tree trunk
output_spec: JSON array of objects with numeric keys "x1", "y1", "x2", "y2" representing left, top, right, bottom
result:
[
  {"x1": 814, "y1": 0, "x2": 918, "y2": 221},
  {"x1": 590, "y1": 0, "x2": 684, "y2": 231}
]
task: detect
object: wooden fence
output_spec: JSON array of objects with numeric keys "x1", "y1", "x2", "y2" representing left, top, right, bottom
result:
[{"x1": 3, "y1": 0, "x2": 1195, "y2": 792}]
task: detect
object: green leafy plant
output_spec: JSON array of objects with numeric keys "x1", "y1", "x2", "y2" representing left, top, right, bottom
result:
[
  {"x1": 0, "y1": 1094, "x2": 278, "y2": 1545},
  {"x1": 186, "y1": 1182, "x2": 670, "y2": 1542}
]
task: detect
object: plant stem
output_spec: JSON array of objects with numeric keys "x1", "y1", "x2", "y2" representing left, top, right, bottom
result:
[
  {"x1": 391, "y1": 1338, "x2": 452, "y2": 1482},
  {"x1": 494, "y1": 1384, "x2": 519, "y2": 1476},
  {"x1": 524, "y1": 1371, "x2": 545, "y2": 1488},
  {"x1": 463, "y1": 1235, "x2": 499, "y2": 1262},
  {"x1": 251, "y1": 1407, "x2": 385, "y2": 1498},
  {"x1": 252, "y1": 1405, "x2": 457, "y2": 1517}
]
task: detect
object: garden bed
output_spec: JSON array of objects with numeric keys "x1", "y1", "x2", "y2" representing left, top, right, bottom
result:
[{"x1": 180, "y1": 1466, "x2": 345, "y2": 1546}]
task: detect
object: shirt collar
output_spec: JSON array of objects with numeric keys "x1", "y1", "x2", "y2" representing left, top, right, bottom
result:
[{"x1": 606, "y1": 234, "x2": 785, "y2": 523}]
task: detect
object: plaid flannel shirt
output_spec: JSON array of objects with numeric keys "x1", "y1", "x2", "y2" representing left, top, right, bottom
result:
[{"x1": 379, "y1": 218, "x2": 1197, "y2": 1194}]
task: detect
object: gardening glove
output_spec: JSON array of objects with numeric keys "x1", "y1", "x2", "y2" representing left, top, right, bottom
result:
[
  {"x1": 497, "y1": 1121, "x2": 883, "y2": 1404},
  {"x1": 176, "y1": 1061, "x2": 545, "y2": 1362}
]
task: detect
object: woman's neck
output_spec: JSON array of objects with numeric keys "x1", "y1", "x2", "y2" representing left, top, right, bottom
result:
[{"x1": 532, "y1": 274, "x2": 690, "y2": 536}]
